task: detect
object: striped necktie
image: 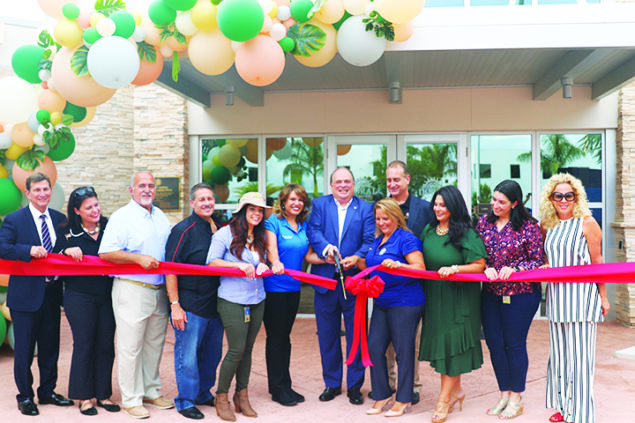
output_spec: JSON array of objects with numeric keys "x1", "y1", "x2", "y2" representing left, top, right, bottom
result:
[{"x1": 40, "y1": 214, "x2": 52, "y2": 252}]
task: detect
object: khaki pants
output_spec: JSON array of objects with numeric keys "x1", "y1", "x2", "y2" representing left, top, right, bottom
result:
[
  {"x1": 386, "y1": 319, "x2": 422, "y2": 393},
  {"x1": 112, "y1": 278, "x2": 169, "y2": 408}
]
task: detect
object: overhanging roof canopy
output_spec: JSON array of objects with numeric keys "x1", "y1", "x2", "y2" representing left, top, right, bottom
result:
[{"x1": 156, "y1": 4, "x2": 635, "y2": 108}]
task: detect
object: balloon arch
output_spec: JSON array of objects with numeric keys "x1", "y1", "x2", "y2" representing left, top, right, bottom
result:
[{"x1": 0, "y1": 0, "x2": 424, "y2": 216}]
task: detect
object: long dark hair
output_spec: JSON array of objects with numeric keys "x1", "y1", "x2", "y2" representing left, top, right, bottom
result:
[
  {"x1": 428, "y1": 185, "x2": 472, "y2": 251},
  {"x1": 64, "y1": 186, "x2": 107, "y2": 232},
  {"x1": 486, "y1": 180, "x2": 537, "y2": 231},
  {"x1": 229, "y1": 206, "x2": 267, "y2": 263}
]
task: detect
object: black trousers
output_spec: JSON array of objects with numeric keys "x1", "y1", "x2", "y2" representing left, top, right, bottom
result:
[
  {"x1": 11, "y1": 285, "x2": 61, "y2": 403},
  {"x1": 263, "y1": 291, "x2": 300, "y2": 396},
  {"x1": 64, "y1": 289, "x2": 116, "y2": 400}
]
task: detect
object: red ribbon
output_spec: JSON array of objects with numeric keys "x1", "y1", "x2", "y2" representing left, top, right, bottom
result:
[
  {"x1": 0, "y1": 254, "x2": 337, "y2": 291},
  {"x1": 344, "y1": 274, "x2": 385, "y2": 368}
]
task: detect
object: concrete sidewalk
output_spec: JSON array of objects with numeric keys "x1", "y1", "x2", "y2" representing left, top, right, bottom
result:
[{"x1": 0, "y1": 316, "x2": 633, "y2": 422}]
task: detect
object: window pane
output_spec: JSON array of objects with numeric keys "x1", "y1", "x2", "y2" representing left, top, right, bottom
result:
[
  {"x1": 406, "y1": 143, "x2": 458, "y2": 200},
  {"x1": 201, "y1": 137, "x2": 258, "y2": 209},
  {"x1": 336, "y1": 144, "x2": 386, "y2": 203},
  {"x1": 265, "y1": 137, "x2": 325, "y2": 202}
]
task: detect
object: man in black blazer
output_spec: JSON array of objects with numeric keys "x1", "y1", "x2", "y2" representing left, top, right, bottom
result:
[
  {"x1": 383, "y1": 160, "x2": 434, "y2": 405},
  {"x1": 0, "y1": 172, "x2": 73, "y2": 416}
]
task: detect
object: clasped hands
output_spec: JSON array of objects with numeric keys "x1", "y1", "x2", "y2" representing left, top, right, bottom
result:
[
  {"x1": 484, "y1": 266, "x2": 518, "y2": 281},
  {"x1": 237, "y1": 261, "x2": 284, "y2": 279}
]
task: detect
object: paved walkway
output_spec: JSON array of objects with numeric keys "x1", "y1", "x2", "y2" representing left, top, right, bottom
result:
[{"x1": 0, "y1": 316, "x2": 633, "y2": 422}]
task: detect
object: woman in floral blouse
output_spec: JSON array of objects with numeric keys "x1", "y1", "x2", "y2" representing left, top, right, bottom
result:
[{"x1": 476, "y1": 180, "x2": 544, "y2": 420}]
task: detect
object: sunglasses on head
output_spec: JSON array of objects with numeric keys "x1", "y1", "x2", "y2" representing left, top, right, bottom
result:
[{"x1": 551, "y1": 192, "x2": 576, "y2": 202}]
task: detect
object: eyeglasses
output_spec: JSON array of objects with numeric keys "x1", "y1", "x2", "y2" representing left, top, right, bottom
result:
[
  {"x1": 551, "y1": 192, "x2": 576, "y2": 202},
  {"x1": 74, "y1": 186, "x2": 96, "y2": 197}
]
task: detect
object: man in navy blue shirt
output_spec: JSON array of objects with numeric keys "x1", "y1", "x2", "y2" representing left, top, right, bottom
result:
[{"x1": 165, "y1": 183, "x2": 223, "y2": 420}]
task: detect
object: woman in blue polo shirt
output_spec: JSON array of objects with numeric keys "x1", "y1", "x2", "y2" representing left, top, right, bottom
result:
[
  {"x1": 361, "y1": 198, "x2": 426, "y2": 417},
  {"x1": 264, "y1": 184, "x2": 323, "y2": 407}
]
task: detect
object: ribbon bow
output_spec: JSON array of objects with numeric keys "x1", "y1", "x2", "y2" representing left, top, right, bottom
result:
[{"x1": 345, "y1": 274, "x2": 385, "y2": 367}]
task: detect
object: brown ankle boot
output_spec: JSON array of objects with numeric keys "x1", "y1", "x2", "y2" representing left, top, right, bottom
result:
[
  {"x1": 233, "y1": 388, "x2": 257, "y2": 417},
  {"x1": 215, "y1": 393, "x2": 236, "y2": 421}
]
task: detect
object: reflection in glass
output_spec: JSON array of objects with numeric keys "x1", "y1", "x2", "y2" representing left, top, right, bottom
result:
[
  {"x1": 405, "y1": 143, "x2": 457, "y2": 201},
  {"x1": 336, "y1": 144, "x2": 386, "y2": 203}
]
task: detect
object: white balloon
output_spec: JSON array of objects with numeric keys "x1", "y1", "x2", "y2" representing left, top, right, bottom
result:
[
  {"x1": 175, "y1": 11, "x2": 198, "y2": 36},
  {"x1": 96, "y1": 17, "x2": 116, "y2": 37},
  {"x1": 231, "y1": 41, "x2": 243, "y2": 53},
  {"x1": 32, "y1": 134, "x2": 44, "y2": 146},
  {"x1": 132, "y1": 26, "x2": 146, "y2": 43},
  {"x1": 270, "y1": 22, "x2": 286, "y2": 41},
  {"x1": 38, "y1": 125, "x2": 48, "y2": 136},
  {"x1": 277, "y1": 5, "x2": 291, "y2": 21},
  {"x1": 365, "y1": 2, "x2": 375, "y2": 15},
  {"x1": 259, "y1": 0, "x2": 273, "y2": 14},
  {"x1": 87, "y1": 36, "x2": 140, "y2": 89},
  {"x1": 0, "y1": 77, "x2": 38, "y2": 125},
  {"x1": 159, "y1": 44, "x2": 173, "y2": 58},
  {"x1": 0, "y1": 132, "x2": 12, "y2": 149},
  {"x1": 28, "y1": 112, "x2": 40, "y2": 133},
  {"x1": 39, "y1": 143, "x2": 50, "y2": 155},
  {"x1": 38, "y1": 69, "x2": 52, "y2": 81},
  {"x1": 49, "y1": 183, "x2": 65, "y2": 211},
  {"x1": 336, "y1": 15, "x2": 386, "y2": 66}
]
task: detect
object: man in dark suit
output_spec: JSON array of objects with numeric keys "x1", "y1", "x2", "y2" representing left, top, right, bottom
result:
[
  {"x1": 307, "y1": 167, "x2": 375, "y2": 405},
  {"x1": 383, "y1": 160, "x2": 434, "y2": 404},
  {"x1": 0, "y1": 172, "x2": 73, "y2": 416}
]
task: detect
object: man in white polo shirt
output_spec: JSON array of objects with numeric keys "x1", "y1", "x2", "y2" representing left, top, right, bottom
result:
[{"x1": 99, "y1": 171, "x2": 173, "y2": 419}]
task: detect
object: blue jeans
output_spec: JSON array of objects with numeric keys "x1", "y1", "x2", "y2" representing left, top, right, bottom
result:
[
  {"x1": 481, "y1": 289, "x2": 541, "y2": 393},
  {"x1": 173, "y1": 311, "x2": 224, "y2": 411}
]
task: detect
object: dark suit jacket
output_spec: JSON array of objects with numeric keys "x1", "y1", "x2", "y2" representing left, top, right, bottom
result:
[
  {"x1": 307, "y1": 195, "x2": 375, "y2": 294},
  {"x1": 0, "y1": 206, "x2": 66, "y2": 312},
  {"x1": 407, "y1": 194, "x2": 434, "y2": 239}
]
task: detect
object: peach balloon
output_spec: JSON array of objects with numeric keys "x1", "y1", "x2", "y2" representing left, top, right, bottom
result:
[
  {"x1": 142, "y1": 15, "x2": 162, "y2": 45},
  {"x1": 11, "y1": 123, "x2": 35, "y2": 149},
  {"x1": 12, "y1": 156, "x2": 58, "y2": 192},
  {"x1": 188, "y1": 29, "x2": 235, "y2": 76},
  {"x1": 166, "y1": 35, "x2": 188, "y2": 52},
  {"x1": 393, "y1": 21, "x2": 414, "y2": 42},
  {"x1": 235, "y1": 35, "x2": 285, "y2": 87},
  {"x1": 274, "y1": 0, "x2": 290, "y2": 6},
  {"x1": 374, "y1": 0, "x2": 425, "y2": 25},
  {"x1": 261, "y1": 16, "x2": 273, "y2": 34},
  {"x1": 215, "y1": 184, "x2": 230, "y2": 203},
  {"x1": 282, "y1": 18, "x2": 297, "y2": 30},
  {"x1": 50, "y1": 47, "x2": 116, "y2": 107},
  {"x1": 294, "y1": 19, "x2": 337, "y2": 68},
  {"x1": 38, "y1": 89, "x2": 67, "y2": 113},
  {"x1": 4, "y1": 143, "x2": 29, "y2": 161},
  {"x1": 343, "y1": 0, "x2": 370, "y2": 15},
  {"x1": 315, "y1": 0, "x2": 345, "y2": 25},
  {"x1": 337, "y1": 144, "x2": 352, "y2": 155},
  {"x1": 77, "y1": 10, "x2": 91, "y2": 28},
  {"x1": 132, "y1": 52, "x2": 164, "y2": 86},
  {"x1": 267, "y1": 137, "x2": 286, "y2": 150},
  {"x1": 70, "y1": 106, "x2": 96, "y2": 128},
  {"x1": 38, "y1": 0, "x2": 78, "y2": 19}
]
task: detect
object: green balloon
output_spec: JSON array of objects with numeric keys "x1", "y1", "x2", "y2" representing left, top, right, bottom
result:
[
  {"x1": 0, "y1": 317, "x2": 6, "y2": 352},
  {"x1": 36, "y1": 109, "x2": 51, "y2": 124},
  {"x1": 111, "y1": 10, "x2": 137, "y2": 39},
  {"x1": 202, "y1": 159, "x2": 214, "y2": 181},
  {"x1": 11, "y1": 45, "x2": 45, "y2": 84},
  {"x1": 47, "y1": 137, "x2": 76, "y2": 161},
  {"x1": 63, "y1": 102, "x2": 87, "y2": 123},
  {"x1": 0, "y1": 179, "x2": 22, "y2": 216},
  {"x1": 217, "y1": 0, "x2": 265, "y2": 42},
  {"x1": 212, "y1": 155, "x2": 222, "y2": 166},
  {"x1": 148, "y1": 0, "x2": 177, "y2": 26},
  {"x1": 210, "y1": 165, "x2": 231, "y2": 185},
  {"x1": 333, "y1": 11, "x2": 351, "y2": 30},
  {"x1": 211, "y1": 0, "x2": 222, "y2": 4},
  {"x1": 164, "y1": 0, "x2": 197, "y2": 11},
  {"x1": 290, "y1": 0, "x2": 313, "y2": 23},
  {"x1": 216, "y1": 139, "x2": 226, "y2": 147},
  {"x1": 83, "y1": 27, "x2": 101, "y2": 45},
  {"x1": 62, "y1": 3, "x2": 80, "y2": 20},
  {"x1": 279, "y1": 37, "x2": 295, "y2": 53}
]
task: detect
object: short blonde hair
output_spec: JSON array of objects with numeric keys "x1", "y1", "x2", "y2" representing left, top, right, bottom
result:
[
  {"x1": 373, "y1": 198, "x2": 410, "y2": 237},
  {"x1": 539, "y1": 173, "x2": 591, "y2": 230}
]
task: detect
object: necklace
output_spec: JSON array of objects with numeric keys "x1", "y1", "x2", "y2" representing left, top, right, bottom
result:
[
  {"x1": 436, "y1": 226, "x2": 449, "y2": 236},
  {"x1": 246, "y1": 233, "x2": 254, "y2": 245},
  {"x1": 82, "y1": 222, "x2": 100, "y2": 235}
]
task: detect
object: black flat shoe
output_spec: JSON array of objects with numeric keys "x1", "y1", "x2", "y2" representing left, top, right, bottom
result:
[
  {"x1": 319, "y1": 387, "x2": 342, "y2": 402},
  {"x1": 289, "y1": 388, "x2": 305, "y2": 403},
  {"x1": 178, "y1": 406, "x2": 204, "y2": 419},
  {"x1": 272, "y1": 391, "x2": 298, "y2": 407},
  {"x1": 197, "y1": 396, "x2": 214, "y2": 407},
  {"x1": 347, "y1": 387, "x2": 364, "y2": 405},
  {"x1": 412, "y1": 391, "x2": 420, "y2": 405},
  {"x1": 96, "y1": 400, "x2": 121, "y2": 412},
  {"x1": 39, "y1": 392, "x2": 74, "y2": 406},
  {"x1": 79, "y1": 402, "x2": 98, "y2": 416},
  {"x1": 18, "y1": 399, "x2": 39, "y2": 416}
]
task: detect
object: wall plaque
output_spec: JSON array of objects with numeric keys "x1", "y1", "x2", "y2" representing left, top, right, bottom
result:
[{"x1": 154, "y1": 177, "x2": 180, "y2": 211}]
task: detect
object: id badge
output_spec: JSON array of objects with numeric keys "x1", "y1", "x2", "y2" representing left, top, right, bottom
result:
[
  {"x1": 502, "y1": 296, "x2": 511, "y2": 304},
  {"x1": 244, "y1": 306, "x2": 250, "y2": 323}
]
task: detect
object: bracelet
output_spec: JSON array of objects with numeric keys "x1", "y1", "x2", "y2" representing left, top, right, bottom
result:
[
  {"x1": 451, "y1": 265, "x2": 459, "y2": 273},
  {"x1": 396, "y1": 261, "x2": 401, "y2": 268},
  {"x1": 170, "y1": 300, "x2": 179, "y2": 306}
]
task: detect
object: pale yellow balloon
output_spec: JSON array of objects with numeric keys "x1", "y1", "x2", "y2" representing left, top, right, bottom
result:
[
  {"x1": 90, "y1": 12, "x2": 106, "y2": 28},
  {"x1": 50, "y1": 111, "x2": 63, "y2": 126},
  {"x1": 188, "y1": 29, "x2": 235, "y2": 76},
  {"x1": 227, "y1": 138, "x2": 249, "y2": 147},
  {"x1": 374, "y1": 0, "x2": 425, "y2": 25},
  {"x1": 5, "y1": 143, "x2": 29, "y2": 161},
  {"x1": 393, "y1": 21, "x2": 413, "y2": 42},
  {"x1": 269, "y1": 3, "x2": 278, "y2": 18},
  {"x1": 191, "y1": 0, "x2": 218, "y2": 31},
  {"x1": 70, "y1": 106, "x2": 97, "y2": 128},
  {"x1": 261, "y1": 16, "x2": 273, "y2": 34},
  {"x1": 294, "y1": 19, "x2": 337, "y2": 68},
  {"x1": 133, "y1": 12, "x2": 142, "y2": 26},
  {"x1": 54, "y1": 18, "x2": 83, "y2": 48},
  {"x1": 343, "y1": 0, "x2": 370, "y2": 16},
  {"x1": 0, "y1": 164, "x2": 8, "y2": 179},
  {"x1": 315, "y1": 0, "x2": 345, "y2": 25}
]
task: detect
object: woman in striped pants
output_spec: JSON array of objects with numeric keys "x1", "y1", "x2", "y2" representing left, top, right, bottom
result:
[{"x1": 539, "y1": 173, "x2": 610, "y2": 423}]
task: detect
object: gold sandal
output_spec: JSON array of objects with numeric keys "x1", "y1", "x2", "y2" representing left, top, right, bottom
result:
[
  {"x1": 385, "y1": 401, "x2": 410, "y2": 417},
  {"x1": 366, "y1": 397, "x2": 392, "y2": 415},
  {"x1": 431, "y1": 401, "x2": 450, "y2": 423},
  {"x1": 486, "y1": 398, "x2": 509, "y2": 416},
  {"x1": 498, "y1": 399, "x2": 523, "y2": 420}
]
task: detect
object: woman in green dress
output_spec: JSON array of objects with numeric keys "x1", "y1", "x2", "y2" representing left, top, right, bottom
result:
[{"x1": 419, "y1": 185, "x2": 487, "y2": 423}]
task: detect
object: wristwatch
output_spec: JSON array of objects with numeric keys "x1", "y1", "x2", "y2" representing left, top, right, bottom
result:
[{"x1": 451, "y1": 265, "x2": 459, "y2": 274}]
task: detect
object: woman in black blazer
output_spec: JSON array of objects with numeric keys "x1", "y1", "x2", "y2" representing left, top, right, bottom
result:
[{"x1": 54, "y1": 187, "x2": 120, "y2": 415}]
